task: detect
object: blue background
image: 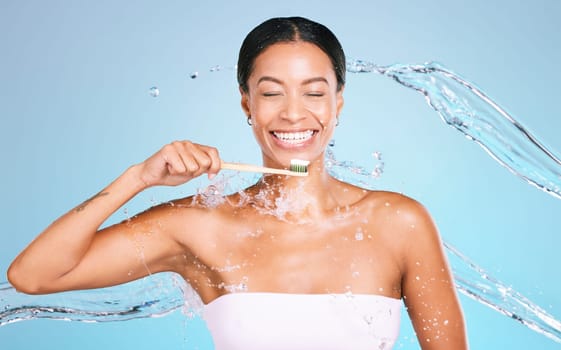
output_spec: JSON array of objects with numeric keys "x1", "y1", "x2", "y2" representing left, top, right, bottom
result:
[{"x1": 1, "y1": 0, "x2": 560, "y2": 348}]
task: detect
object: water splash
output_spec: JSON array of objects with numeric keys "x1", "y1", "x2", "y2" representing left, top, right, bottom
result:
[
  {"x1": 325, "y1": 142, "x2": 385, "y2": 189},
  {"x1": 0, "y1": 273, "x2": 198, "y2": 326},
  {"x1": 347, "y1": 59, "x2": 561, "y2": 200},
  {"x1": 2, "y1": 59, "x2": 561, "y2": 345},
  {"x1": 445, "y1": 242, "x2": 561, "y2": 342}
]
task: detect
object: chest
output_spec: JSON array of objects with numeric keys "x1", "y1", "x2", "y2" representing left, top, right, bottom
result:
[{"x1": 188, "y1": 215, "x2": 403, "y2": 300}]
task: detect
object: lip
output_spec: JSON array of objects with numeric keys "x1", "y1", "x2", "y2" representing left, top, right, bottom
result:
[{"x1": 269, "y1": 129, "x2": 319, "y2": 149}]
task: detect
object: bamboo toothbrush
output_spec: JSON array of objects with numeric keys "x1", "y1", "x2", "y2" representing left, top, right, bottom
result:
[{"x1": 221, "y1": 159, "x2": 309, "y2": 176}]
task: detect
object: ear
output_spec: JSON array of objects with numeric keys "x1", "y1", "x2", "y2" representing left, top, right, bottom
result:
[
  {"x1": 336, "y1": 86, "x2": 345, "y2": 117},
  {"x1": 239, "y1": 86, "x2": 251, "y2": 117}
]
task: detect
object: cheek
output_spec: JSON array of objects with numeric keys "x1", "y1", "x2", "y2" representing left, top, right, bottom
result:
[
  {"x1": 306, "y1": 100, "x2": 337, "y2": 127},
  {"x1": 249, "y1": 99, "x2": 278, "y2": 123}
]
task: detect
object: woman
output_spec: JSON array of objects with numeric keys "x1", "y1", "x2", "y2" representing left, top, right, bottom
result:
[{"x1": 8, "y1": 17, "x2": 468, "y2": 349}]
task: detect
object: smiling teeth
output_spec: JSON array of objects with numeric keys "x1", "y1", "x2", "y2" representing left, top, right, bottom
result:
[{"x1": 273, "y1": 130, "x2": 314, "y2": 144}]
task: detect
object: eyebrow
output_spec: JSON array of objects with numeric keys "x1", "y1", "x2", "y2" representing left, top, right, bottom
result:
[{"x1": 257, "y1": 76, "x2": 330, "y2": 86}]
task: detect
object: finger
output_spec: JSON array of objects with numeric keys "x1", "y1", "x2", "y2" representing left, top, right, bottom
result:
[
  {"x1": 184, "y1": 142, "x2": 210, "y2": 177},
  {"x1": 200, "y1": 146, "x2": 222, "y2": 178},
  {"x1": 175, "y1": 141, "x2": 213, "y2": 178},
  {"x1": 161, "y1": 143, "x2": 187, "y2": 175}
]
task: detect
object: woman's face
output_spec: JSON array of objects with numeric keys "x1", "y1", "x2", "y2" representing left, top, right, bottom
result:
[{"x1": 241, "y1": 41, "x2": 344, "y2": 168}]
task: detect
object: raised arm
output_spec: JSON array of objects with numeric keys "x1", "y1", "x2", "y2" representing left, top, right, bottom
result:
[
  {"x1": 7, "y1": 141, "x2": 221, "y2": 294},
  {"x1": 398, "y1": 199, "x2": 469, "y2": 349}
]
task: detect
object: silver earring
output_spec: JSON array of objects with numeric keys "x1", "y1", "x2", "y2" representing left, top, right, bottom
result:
[{"x1": 247, "y1": 116, "x2": 252, "y2": 126}]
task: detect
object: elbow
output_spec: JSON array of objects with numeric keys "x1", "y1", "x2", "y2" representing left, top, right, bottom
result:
[{"x1": 7, "y1": 261, "x2": 49, "y2": 295}]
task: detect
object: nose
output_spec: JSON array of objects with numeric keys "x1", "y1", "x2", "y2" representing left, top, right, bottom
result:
[{"x1": 280, "y1": 93, "x2": 306, "y2": 123}]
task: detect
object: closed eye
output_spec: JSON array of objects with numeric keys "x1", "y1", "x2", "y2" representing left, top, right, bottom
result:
[
  {"x1": 306, "y1": 92, "x2": 325, "y2": 97},
  {"x1": 262, "y1": 92, "x2": 282, "y2": 97}
]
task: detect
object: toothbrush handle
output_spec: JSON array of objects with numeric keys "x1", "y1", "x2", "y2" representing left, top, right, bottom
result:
[{"x1": 221, "y1": 162, "x2": 306, "y2": 177}]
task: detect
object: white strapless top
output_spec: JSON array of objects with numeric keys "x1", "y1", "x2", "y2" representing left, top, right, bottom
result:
[{"x1": 203, "y1": 293, "x2": 401, "y2": 350}]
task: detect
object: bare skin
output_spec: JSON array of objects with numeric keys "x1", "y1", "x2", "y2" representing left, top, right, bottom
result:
[{"x1": 8, "y1": 41, "x2": 468, "y2": 349}]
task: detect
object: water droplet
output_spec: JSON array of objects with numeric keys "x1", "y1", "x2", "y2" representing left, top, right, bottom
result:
[
  {"x1": 149, "y1": 86, "x2": 159, "y2": 97},
  {"x1": 355, "y1": 229, "x2": 364, "y2": 241},
  {"x1": 415, "y1": 276, "x2": 420, "y2": 281},
  {"x1": 190, "y1": 72, "x2": 199, "y2": 79},
  {"x1": 443, "y1": 319, "x2": 449, "y2": 325},
  {"x1": 372, "y1": 151, "x2": 382, "y2": 160},
  {"x1": 352, "y1": 271, "x2": 360, "y2": 278},
  {"x1": 328, "y1": 139, "x2": 335, "y2": 147},
  {"x1": 371, "y1": 166, "x2": 384, "y2": 178},
  {"x1": 209, "y1": 65, "x2": 222, "y2": 72}
]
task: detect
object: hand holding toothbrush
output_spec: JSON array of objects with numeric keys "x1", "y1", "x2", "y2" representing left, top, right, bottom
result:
[{"x1": 136, "y1": 140, "x2": 308, "y2": 189}]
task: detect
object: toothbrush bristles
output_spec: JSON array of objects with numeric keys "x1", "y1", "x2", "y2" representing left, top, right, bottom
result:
[{"x1": 289, "y1": 159, "x2": 310, "y2": 174}]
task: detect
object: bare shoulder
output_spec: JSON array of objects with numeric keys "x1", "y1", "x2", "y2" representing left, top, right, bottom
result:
[
  {"x1": 360, "y1": 190, "x2": 441, "y2": 250},
  {"x1": 362, "y1": 190, "x2": 433, "y2": 224},
  {"x1": 332, "y1": 180, "x2": 436, "y2": 237}
]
